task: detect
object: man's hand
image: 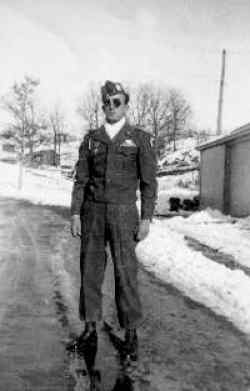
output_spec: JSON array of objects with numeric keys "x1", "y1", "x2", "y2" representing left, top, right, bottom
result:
[
  {"x1": 71, "y1": 214, "x2": 81, "y2": 238},
  {"x1": 136, "y1": 219, "x2": 150, "y2": 241}
]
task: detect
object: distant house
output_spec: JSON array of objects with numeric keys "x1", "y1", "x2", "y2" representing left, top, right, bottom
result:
[
  {"x1": 0, "y1": 140, "x2": 17, "y2": 164},
  {"x1": 32, "y1": 149, "x2": 59, "y2": 166},
  {"x1": 2, "y1": 143, "x2": 16, "y2": 153},
  {"x1": 55, "y1": 133, "x2": 70, "y2": 143},
  {"x1": 197, "y1": 123, "x2": 250, "y2": 217}
]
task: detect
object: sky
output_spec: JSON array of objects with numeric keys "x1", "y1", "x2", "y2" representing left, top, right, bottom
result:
[{"x1": 1, "y1": 0, "x2": 250, "y2": 133}]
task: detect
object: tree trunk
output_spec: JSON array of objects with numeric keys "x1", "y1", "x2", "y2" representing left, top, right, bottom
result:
[
  {"x1": 18, "y1": 133, "x2": 25, "y2": 190},
  {"x1": 173, "y1": 136, "x2": 176, "y2": 152},
  {"x1": 18, "y1": 157, "x2": 23, "y2": 190},
  {"x1": 54, "y1": 131, "x2": 57, "y2": 166},
  {"x1": 94, "y1": 105, "x2": 99, "y2": 128},
  {"x1": 58, "y1": 134, "x2": 61, "y2": 166}
]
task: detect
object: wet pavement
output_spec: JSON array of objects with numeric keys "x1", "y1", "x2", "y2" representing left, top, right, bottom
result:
[{"x1": 1, "y1": 197, "x2": 250, "y2": 390}]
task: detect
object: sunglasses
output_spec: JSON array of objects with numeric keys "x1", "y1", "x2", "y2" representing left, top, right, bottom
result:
[{"x1": 103, "y1": 97, "x2": 122, "y2": 108}]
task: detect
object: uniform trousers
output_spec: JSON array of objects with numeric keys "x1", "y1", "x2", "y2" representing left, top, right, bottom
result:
[{"x1": 79, "y1": 200, "x2": 142, "y2": 329}]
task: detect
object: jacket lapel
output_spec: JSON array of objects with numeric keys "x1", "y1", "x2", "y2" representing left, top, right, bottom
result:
[
  {"x1": 112, "y1": 122, "x2": 134, "y2": 146},
  {"x1": 91, "y1": 125, "x2": 111, "y2": 145},
  {"x1": 91, "y1": 122, "x2": 135, "y2": 147}
]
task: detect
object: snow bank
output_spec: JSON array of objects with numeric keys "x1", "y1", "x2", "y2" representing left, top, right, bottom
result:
[
  {"x1": 167, "y1": 209, "x2": 250, "y2": 269},
  {"x1": 0, "y1": 161, "x2": 72, "y2": 207},
  {"x1": 157, "y1": 172, "x2": 199, "y2": 192},
  {"x1": 158, "y1": 137, "x2": 199, "y2": 169},
  {"x1": 137, "y1": 220, "x2": 250, "y2": 334}
]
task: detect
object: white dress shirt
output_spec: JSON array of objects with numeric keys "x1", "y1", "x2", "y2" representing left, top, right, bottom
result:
[{"x1": 104, "y1": 116, "x2": 126, "y2": 139}]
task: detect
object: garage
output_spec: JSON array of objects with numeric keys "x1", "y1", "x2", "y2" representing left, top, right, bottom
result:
[{"x1": 198, "y1": 123, "x2": 250, "y2": 217}]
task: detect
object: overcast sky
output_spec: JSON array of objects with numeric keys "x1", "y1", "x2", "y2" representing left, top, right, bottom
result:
[{"x1": 1, "y1": 0, "x2": 250, "y2": 132}]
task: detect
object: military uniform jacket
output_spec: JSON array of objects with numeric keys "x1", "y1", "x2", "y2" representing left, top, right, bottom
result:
[{"x1": 70, "y1": 122, "x2": 157, "y2": 220}]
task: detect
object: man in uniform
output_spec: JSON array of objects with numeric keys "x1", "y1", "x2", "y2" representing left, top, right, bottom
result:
[{"x1": 70, "y1": 80, "x2": 157, "y2": 360}]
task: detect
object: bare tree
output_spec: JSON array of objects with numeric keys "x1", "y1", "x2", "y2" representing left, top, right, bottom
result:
[
  {"x1": 129, "y1": 83, "x2": 172, "y2": 157},
  {"x1": 1, "y1": 75, "x2": 47, "y2": 188},
  {"x1": 129, "y1": 84, "x2": 192, "y2": 155},
  {"x1": 195, "y1": 129, "x2": 213, "y2": 145},
  {"x1": 77, "y1": 83, "x2": 103, "y2": 130},
  {"x1": 148, "y1": 87, "x2": 171, "y2": 154},
  {"x1": 167, "y1": 89, "x2": 192, "y2": 152},
  {"x1": 129, "y1": 84, "x2": 152, "y2": 127},
  {"x1": 49, "y1": 106, "x2": 66, "y2": 166}
]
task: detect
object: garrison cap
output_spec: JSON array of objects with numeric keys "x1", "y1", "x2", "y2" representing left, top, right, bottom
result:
[{"x1": 101, "y1": 80, "x2": 129, "y2": 102}]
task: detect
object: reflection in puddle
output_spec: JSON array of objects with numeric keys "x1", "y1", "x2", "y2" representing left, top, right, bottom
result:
[
  {"x1": 66, "y1": 332, "x2": 102, "y2": 390},
  {"x1": 66, "y1": 329, "x2": 136, "y2": 391},
  {"x1": 77, "y1": 332, "x2": 98, "y2": 373},
  {"x1": 111, "y1": 374, "x2": 133, "y2": 391}
]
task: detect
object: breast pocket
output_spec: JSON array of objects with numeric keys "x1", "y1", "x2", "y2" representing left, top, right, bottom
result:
[
  {"x1": 119, "y1": 146, "x2": 137, "y2": 157},
  {"x1": 119, "y1": 146, "x2": 138, "y2": 170}
]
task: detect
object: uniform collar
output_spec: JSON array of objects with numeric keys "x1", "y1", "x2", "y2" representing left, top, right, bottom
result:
[
  {"x1": 92, "y1": 121, "x2": 134, "y2": 145},
  {"x1": 112, "y1": 121, "x2": 134, "y2": 145},
  {"x1": 104, "y1": 116, "x2": 126, "y2": 137}
]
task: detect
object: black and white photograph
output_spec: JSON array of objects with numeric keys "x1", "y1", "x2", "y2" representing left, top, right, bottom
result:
[{"x1": 1, "y1": 1, "x2": 250, "y2": 390}]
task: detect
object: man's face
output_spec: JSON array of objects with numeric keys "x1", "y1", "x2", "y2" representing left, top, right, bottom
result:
[{"x1": 102, "y1": 93, "x2": 128, "y2": 124}]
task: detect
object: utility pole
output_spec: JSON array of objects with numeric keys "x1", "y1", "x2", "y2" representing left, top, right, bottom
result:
[{"x1": 216, "y1": 49, "x2": 226, "y2": 135}]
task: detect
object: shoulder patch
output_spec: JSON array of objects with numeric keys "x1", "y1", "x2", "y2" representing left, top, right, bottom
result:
[
  {"x1": 82, "y1": 128, "x2": 99, "y2": 148},
  {"x1": 134, "y1": 127, "x2": 155, "y2": 146},
  {"x1": 88, "y1": 127, "x2": 99, "y2": 134},
  {"x1": 83, "y1": 127, "x2": 101, "y2": 139},
  {"x1": 149, "y1": 137, "x2": 155, "y2": 148},
  {"x1": 79, "y1": 133, "x2": 92, "y2": 153}
]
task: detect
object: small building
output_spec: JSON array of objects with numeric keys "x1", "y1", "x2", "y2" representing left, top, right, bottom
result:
[
  {"x1": 197, "y1": 123, "x2": 250, "y2": 217},
  {"x1": 2, "y1": 142, "x2": 16, "y2": 153},
  {"x1": 32, "y1": 149, "x2": 60, "y2": 166},
  {"x1": 55, "y1": 132, "x2": 69, "y2": 143}
]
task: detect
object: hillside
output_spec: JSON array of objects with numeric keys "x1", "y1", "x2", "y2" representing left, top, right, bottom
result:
[
  {"x1": 155, "y1": 137, "x2": 200, "y2": 215},
  {"x1": 0, "y1": 135, "x2": 200, "y2": 215},
  {"x1": 158, "y1": 137, "x2": 200, "y2": 172}
]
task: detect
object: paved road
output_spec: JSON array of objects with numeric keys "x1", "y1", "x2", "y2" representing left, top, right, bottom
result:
[{"x1": 1, "y1": 198, "x2": 250, "y2": 391}]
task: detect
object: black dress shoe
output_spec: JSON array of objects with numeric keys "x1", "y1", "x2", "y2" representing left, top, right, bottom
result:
[
  {"x1": 78, "y1": 328, "x2": 97, "y2": 347},
  {"x1": 124, "y1": 329, "x2": 138, "y2": 361},
  {"x1": 112, "y1": 374, "x2": 133, "y2": 391}
]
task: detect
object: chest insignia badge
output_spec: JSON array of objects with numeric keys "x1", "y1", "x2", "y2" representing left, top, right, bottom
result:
[{"x1": 120, "y1": 139, "x2": 136, "y2": 147}]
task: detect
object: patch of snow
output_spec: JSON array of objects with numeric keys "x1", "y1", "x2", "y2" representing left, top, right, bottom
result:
[
  {"x1": 158, "y1": 137, "x2": 200, "y2": 169},
  {"x1": 137, "y1": 219, "x2": 250, "y2": 334},
  {"x1": 0, "y1": 161, "x2": 72, "y2": 207},
  {"x1": 166, "y1": 209, "x2": 250, "y2": 270}
]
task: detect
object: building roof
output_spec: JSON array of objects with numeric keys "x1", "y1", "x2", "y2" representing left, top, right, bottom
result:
[{"x1": 197, "y1": 123, "x2": 250, "y2": 151}]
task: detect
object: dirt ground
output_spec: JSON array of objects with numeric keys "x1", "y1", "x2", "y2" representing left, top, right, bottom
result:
[{"x1": 1, "y1": 197, "x2": 250, "y2": 391}]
